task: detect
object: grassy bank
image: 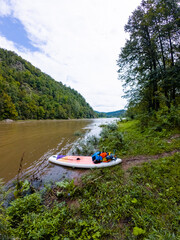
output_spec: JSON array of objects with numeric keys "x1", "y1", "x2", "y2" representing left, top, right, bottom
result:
[
  {"x1": 99, "y1": 120, "x2": 180, "y2": 157},
  {"x1": 0, "y1": 120, "x2": 180, "y2": 239}
]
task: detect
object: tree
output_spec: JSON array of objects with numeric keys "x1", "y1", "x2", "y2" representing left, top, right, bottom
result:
[
  {"x1": 0, "y1": 48, "x2": 96, "y2": 120},
  {"x1": 0, "y1": 92, "x2": 18, "y2": 119},
  {"x1": 117, "y1": 0, "x2": 180, "y2": 114}
]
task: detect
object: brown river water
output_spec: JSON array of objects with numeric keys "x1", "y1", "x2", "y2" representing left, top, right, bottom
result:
[{"x1": 0, "y1": 118, "x2": 117, "y2": 184}]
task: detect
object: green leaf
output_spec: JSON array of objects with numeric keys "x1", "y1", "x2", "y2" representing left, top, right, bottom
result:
[
  {"x1": 131, "y1": 198, "x2": 138, "y2": 204},
  {"x1": 133, "y1": 227, "x2": 146, "y2": 236}
]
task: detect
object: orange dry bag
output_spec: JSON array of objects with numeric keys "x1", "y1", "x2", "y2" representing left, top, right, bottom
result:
[{"x1": 100, "y1": 152, "x2": 107, "y2": 158}]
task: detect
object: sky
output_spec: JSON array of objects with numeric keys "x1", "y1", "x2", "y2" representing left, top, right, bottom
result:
[{"x1": 0, "y1": 0, "x2": 141, "y2": 112}]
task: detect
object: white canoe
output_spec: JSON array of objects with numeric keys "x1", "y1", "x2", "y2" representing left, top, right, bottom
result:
[{"x1": 49, "y1": 155, "x2": 122, "y2": 169}]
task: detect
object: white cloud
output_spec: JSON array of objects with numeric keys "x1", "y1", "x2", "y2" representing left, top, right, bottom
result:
[
  {"x1": 0, "y1": 0, "x2": 12, "y2": 16},
  {"x1": 0, "y1": 0, "x2": 141, "y2": 112},
  {"x1": 0, "y1": 35, "x2": 15, "y2": 49}
]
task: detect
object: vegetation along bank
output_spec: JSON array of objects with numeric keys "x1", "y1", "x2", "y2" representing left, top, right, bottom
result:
[{"x1": 0, "y1": 117, "x2": 180, "y2": 239}]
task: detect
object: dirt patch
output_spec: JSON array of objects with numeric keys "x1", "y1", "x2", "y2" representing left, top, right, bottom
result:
[
  {"x1": 67, "y1": 199, "x2": 80, "y2": 209},
  {"x1": 166, "y1": 134, "x2": 180, "y2": 143},
  {"x1": 170, "y1": 134, "x2": 180, "y2": 139},
  {"x1": 70, "y1": 149, "x2": 180, "y2": 187},
  {"x1": 121, "y1": 149, "x2": 180, "y2": 171},
  {"x1": 73, "y1": 170, "x2": 90, "y2": 187}
]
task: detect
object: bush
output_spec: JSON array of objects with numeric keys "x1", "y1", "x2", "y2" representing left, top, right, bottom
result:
[
  {"x1": 0, "y1": 179, "x2": 11, "y2": 239},
  {"x1": 138, "y1": 106, "x2": 180, "y2": 130},
  {"x1": 56, "y1": 179, "x2": 77, "y2": 198},
  {"x1": 7, "y1": 193, "x2": 43, "y2": 227},
  {"x1": 64, "y1": 218, "x2": 105, "y2": 239},
  {"x1": 156, "y1": 105, "x2": 180, "y2": 129},
  {"x1": 100, "y1": 123, "x2": 118, "y2": 139},
  {"x1": 99, "y1": 122, "x2": 124, "y2": 151},
  {"x1": 72, "y1": 135, "x2": 99, "y2": 155},
  {"x1": 11, "y1": 203, "x2": 69, "y2": 239}
]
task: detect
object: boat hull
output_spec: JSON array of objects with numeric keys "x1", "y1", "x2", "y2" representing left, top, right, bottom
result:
[{"x1": 49, "y1": 155, "x2": 122, "y2": 169}]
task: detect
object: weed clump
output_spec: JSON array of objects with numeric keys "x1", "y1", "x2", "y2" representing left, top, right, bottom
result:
[{"x1": 72, "y1": 135, "x2": 100, "y2": 156}]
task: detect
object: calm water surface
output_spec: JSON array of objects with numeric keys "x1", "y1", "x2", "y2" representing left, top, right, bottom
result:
[{"x1": 0, "y1": 118, "x2": 117, "y2": 184}]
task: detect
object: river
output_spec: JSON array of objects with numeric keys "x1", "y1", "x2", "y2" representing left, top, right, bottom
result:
[{"x1": 0, "y1": 118, "x2": 117, "y2": 184}]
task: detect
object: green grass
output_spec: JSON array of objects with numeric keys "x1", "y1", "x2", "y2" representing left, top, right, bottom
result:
[
  {"x1": 99, "y1": 120, "x2": 180, "y2": 157},
  {"x1": 2, "y1": 153, "x2": 179, "y2": 239},
  {"x1": 78, "y1": 153, "x2": 180, "y2": 239},
  {"x1": 1, "y1": 120, "x2": 180, "y2": 239},
  {"x1": 123, "y1": 121, "x2": 179, "y2": 156}
]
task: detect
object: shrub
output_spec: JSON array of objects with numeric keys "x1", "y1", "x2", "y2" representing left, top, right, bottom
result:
[
  {"x1": 56, "y1": 179, "x2": 77, "y2": 198},
  {"x1": 138, "y1": 106, "x2": 180, "y2": 130},
  {"x1": 7, "y1": 193, "x2": 43, "y2": 227},
  {"x1": 64, "y1": 218, "x2": 106, "y2": 239},
  {"x1": 0, "y1": 179, "x2": 12, "y2": 239},
  {"x1": 99, "y1": 122, "x2": 124, "y2": 151},
  {"x1": 11, "y1": 203, "x2": 69, "y2": 239},
  {"x1": 72, "y1": 135, "x2": 99, "y2": 155}
]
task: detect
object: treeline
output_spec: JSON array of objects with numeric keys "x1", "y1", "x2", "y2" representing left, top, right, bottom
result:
[
  {"x1": 96, "y1": 110, "x2": 126, "y2": 118},
  {"x1": 0, "y1": 48, "x2": 96, "y2": 120},
  {"x1": 117, "y1": 0, "x2": 180, "y2": 126}
]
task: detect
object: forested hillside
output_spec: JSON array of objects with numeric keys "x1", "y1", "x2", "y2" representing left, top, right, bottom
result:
[
  {"x1": 96, "y1": 109, "x2": 126, "y2": 118},
  {"x1": 117, "y1": 0, "x2": 180, "y2": 127},
  {"x1": 106, "y1": 109, "x2": 126, "y2": 118},
  {"x1": 0, "y1": 48, "x2": 96, "y2": 120}
]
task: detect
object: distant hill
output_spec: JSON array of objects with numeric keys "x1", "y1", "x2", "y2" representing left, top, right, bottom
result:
[
  {"x1": 106, "y1": 110, "x2": 126, "y2": 118},
  {"x1": 96, "y1": 109, "x2": 126, "y2": 118},
  {"x1": 0, "y1": 48, "x2": 96, "y2": 120}
]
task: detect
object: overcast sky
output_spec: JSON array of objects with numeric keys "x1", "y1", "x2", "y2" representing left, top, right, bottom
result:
[{"x1": 0, "y1": 0, "x2": 141, "y2": 112}]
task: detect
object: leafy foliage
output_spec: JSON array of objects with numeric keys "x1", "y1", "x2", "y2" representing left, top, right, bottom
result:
[
  {"x1": 7, "y1": 193, "x2": 43, "y2": 227},
  {"x1": 10, "y1": 203, "x2": 70, "y2": 239},
  {"x1": 99, "y1": 122, "x2": 124, "y2": 151},
  {"x1": 117, "y1": 0, "x2": 180, "y2": 122},
  {"x1": 0, "y1": 179, "x2": 11, "y2": 239},
  {"x1": 0, "y1": 48, "x2": 96, "y2": 120},
  {"x1": 55, "y1": 179, "x2": 77, "y2": 198},
  {"x1": 72, "y1": 135, "x2": 100, "y2": 156}
]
